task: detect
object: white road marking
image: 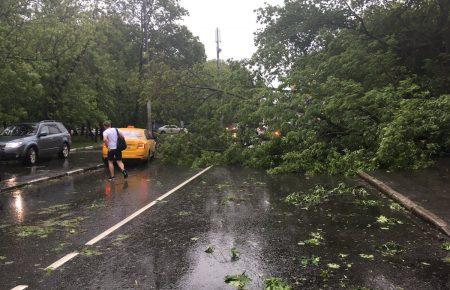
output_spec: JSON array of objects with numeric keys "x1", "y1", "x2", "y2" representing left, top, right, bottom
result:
[
  {"x1": 45, "y1": 252, "x2": 80, "y2": 271},
  {"x1": 11, "y1": 286, "x2": 28, "y2": 290},
  {"x1": 29, "y1": 177, "x2": 49, "y2": 183},
  {"x1": 66, "y1": 169, "x2": 84, "y2": 175},
  {"x1": 85, "y1": 166, "x2": 212, "y2": 246}
]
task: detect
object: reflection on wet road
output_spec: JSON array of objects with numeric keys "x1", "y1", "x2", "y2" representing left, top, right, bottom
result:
[
  {"x1": 0, "y1": 163, "x2": 196, "y2": 289},
  {"x1": 0, "y1": 165, "x2": 449, "y2": 289},
  {"x1": 0, "y1": 150, "x2": 103, "y2": 190}
]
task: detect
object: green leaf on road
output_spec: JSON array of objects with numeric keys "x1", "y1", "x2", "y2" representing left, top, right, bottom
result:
[
  {"x1": 81, "y1": 247, "x2": 102, "y2": 256},
  {"x1": 38, "y1": 204, "x2": 71, "y2": 215},
  {"x1": 264, "y1": 277, "x2": 292, "y2": 290},
  {"x1": 224, "y1": 272, "x2": 251, "y2": 289},
  {"x1": 177, "y1": 211, "x2": 191, "y2": 216},
  {"x1": 442, "y1": 242, "x2": 450, "y2": 251},
  {"x1": 231, "y1": 247, "x2": 240, "y2": 261},
  {"x1": 205, "y1": 245, "x2": 215, "y2": 254},
  {"x1": 359, "y1": 253, "x2": 375, "y2": 260},
  {"x1": 378, "y1": 242, "x2": 404, "y2": 256},
  {"x1": 327, "y1": 263, "x2": 341, "y2": 269},
  {"x1": 298, "y1": 231, "x2": 324, "y2": 246}
]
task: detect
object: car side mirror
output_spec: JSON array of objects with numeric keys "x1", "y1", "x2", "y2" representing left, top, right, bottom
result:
[{"x1": 38, "y1": 132, "x2": 48, "y2": 138}]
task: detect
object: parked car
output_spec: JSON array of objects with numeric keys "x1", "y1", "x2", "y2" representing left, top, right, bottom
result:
[
  {"x1": 157, "y1": 125, "x2": 187, "y2": 134},
  {"x1": 102, "y1": 126, "x2": 156, "y2": 162},
  {"x1": 0, "y1": 121, "x2": 71, "y2": 165}
]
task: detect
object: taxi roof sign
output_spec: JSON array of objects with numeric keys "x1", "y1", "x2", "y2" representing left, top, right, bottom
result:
[{"x1": 127, "y1": 125, "x2": 135, "y2": 128}]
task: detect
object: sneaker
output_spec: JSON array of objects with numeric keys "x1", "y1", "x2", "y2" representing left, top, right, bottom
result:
[
  {"x1": 122, "y1": 170, "x2": 128, "y2": 179},
  {"x1": 108, "y1": 176, "x2": 115, "y2": 181}
]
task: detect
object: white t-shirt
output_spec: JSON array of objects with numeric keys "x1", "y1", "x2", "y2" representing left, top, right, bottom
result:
[{"x1": 103, "y1": 128, "x2": 119, "y2": 150}]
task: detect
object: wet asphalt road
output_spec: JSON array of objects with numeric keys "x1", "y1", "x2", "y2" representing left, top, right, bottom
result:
[
  {"x1": 0, "y1": 150, "x2": 103, "y2": 190},
  {"x1": 0, "y1": 164, "x2": 449, "y2": 289}
]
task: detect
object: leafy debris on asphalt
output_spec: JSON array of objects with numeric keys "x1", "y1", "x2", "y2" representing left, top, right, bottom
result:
[
  {"x1": 264, "y1": 277, "x2": 292, "y2": 290},
  {"x1": 224, "y1": 272, "x2": 251, "y2": 289}
]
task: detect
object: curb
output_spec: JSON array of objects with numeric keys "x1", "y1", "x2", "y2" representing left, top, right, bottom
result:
[
  {"x1": 1, "y1": 164, "x2": 104, "y2": 193},
  {"x1": 70, "y1": 145, "x2": 102, "y2": 152},
  {"x1": 358, "y1": 171, "x2": 450, "y2": 237}
]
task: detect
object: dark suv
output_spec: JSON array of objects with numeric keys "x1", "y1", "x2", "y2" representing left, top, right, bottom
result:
[{"x1": 0, "y1": 121, "x2": 71, "y2": 165}]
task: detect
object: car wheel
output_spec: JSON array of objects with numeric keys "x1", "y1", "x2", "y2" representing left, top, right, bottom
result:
[
  {"x1": 59, "y1": 143, "x2": 70, "y2": 159},
  {"x1": 25, "y1": 147, "x2": 38, "y2": 165}
]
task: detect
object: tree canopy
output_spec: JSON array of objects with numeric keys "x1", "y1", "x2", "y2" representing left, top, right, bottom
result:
[{"x1": 1, "y1": 0, "x2": 449, "y2": 174}]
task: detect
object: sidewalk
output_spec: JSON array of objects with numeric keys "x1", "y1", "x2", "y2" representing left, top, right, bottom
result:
[
  {"x1": 360, "y1": 158, "x2": 450, "y2": 235},
  {"x1": 0, "y1": 149, "x2": 103, "y2": 192}
]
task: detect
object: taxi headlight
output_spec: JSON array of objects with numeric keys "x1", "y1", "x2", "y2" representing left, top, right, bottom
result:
[{"x1": 137, "y1": 142, "x2": 145, "y2": 149}]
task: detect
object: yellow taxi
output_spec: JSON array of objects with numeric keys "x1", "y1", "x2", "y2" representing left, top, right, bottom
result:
[{"x1": 102, "y1": 126, "x2": 156, "y2": 162}]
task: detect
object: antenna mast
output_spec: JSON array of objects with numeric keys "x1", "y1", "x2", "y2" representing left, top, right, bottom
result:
[{"x1": 215, "y1": 27, "x2": 221, "y2": 79}]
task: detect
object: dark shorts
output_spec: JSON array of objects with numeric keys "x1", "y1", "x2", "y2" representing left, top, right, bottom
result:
[{"x1": 107, "y1": 149, "x2": 122, "y2": 161}]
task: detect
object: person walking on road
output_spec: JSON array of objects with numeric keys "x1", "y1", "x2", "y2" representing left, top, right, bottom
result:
[{"x1": 103, "y1": 121, "x2": 128, "y2": 181}]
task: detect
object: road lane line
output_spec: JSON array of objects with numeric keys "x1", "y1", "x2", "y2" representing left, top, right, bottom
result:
[
  {"x1": 45, "y1": 252, "x2": 80, "y2": 271},
  {"x1": 66, "y1": 169, "x2": 84, "y2": 175},
  {"x1": 85, "y1": 166, "x2": 213, "y2": 246},
  {"x1": 11, "y1": 286, "x2": 28, "y2": 290},
  {"x1": 29, "y1": 177, "x2": 49, "y2": 183}
]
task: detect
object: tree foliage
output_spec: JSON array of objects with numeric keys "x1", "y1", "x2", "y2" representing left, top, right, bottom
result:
[
  {"x1": 0, "y1": 0, "x2": 205, "y2": 129},
  {"x1": 159, "y1": 0, "x2": 450, "y2": 174}
]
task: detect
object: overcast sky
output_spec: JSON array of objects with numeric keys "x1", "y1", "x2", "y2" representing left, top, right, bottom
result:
[{"x1": 180, "y1": 0, "x2": 284, "y2": 61}]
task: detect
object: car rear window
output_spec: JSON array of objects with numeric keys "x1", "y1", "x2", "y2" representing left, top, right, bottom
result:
[
  {"x1": 122, "y1": 131, "x2": 143, "y2": 138},
  {"x1": 56, "y1": 122, "x2": 68, "y2": 133}
]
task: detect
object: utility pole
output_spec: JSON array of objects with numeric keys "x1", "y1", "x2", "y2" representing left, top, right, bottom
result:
[
  {"x1": 215, "y1": 27, "x2": 224, "y2": 127},
  {"x1": 215, "y1": 27, "x2": 221, "y2": 79}
]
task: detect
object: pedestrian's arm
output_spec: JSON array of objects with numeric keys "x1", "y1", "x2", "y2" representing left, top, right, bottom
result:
[{"x1": 103, "y1": 134, "x2": 109, "y2": 147}]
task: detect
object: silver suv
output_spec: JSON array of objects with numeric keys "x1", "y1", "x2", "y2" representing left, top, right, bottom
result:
[{"x1": 0, "y1": 121, "x2": 71, "y2": 165}]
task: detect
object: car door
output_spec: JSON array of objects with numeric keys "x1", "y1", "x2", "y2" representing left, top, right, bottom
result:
[
  {"x1": 170, "y1": 125, "x2": 178, "y2": 134},
  {"x1": 48, "y1": 125, "x2": 63, "y2": 153},
  {"x1": 37, "y1": 125, "x2": 53, "y2": 156}
]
